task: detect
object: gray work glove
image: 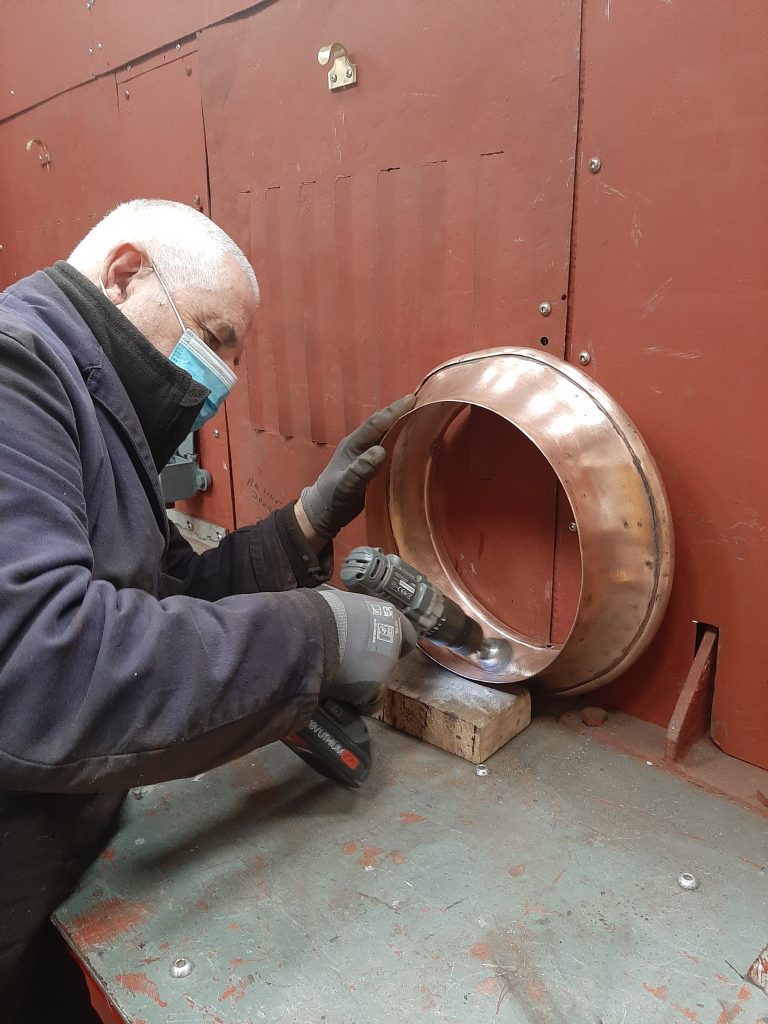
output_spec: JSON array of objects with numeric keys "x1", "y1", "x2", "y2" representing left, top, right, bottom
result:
[
  {"x1": 300, "y1": 395, "x2": 416, "y2": 541},
  {"x1": 318, "y1": 589, "x2": 417, "y2": 714}
]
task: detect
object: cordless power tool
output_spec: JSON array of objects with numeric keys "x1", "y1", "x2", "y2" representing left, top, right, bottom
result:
[{"x1": 283, "y1": 547, "x2": 510, "y2": 787}]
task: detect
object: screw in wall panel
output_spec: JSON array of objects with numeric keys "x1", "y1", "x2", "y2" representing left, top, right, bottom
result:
[
  {"x1": 678, "y1": 871, "x2": 700, "y2": 891},
  {"x1": 170, "y1": 957, "x2": 195, "y2": 978},
  {"x1": 330, "y1": 72, "x2": 338, "y2": 83},
  {"x1": 569, "y1": 522, "x2": 577, "y2": 532},
  {"x1": 578, "y1": 352, "x2": 591, "y2": 366},
  {"x1": 213, "y1": 429, "x2": 220, "y2": 438},
  {"x1": 476, "y1": 764, "x2": 489, "y2": 777},
  {"x1": 588, "y1": 156, "x2": 602, "y2": 173},
  {"x1": 539, "y1": 301, "x2": 552, "y2": 317}
]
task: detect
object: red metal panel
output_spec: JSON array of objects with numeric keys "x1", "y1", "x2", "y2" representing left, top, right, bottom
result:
[
  {"x1": 117, "y1": 53, "x2": 208, "y2": 210},
  {"x1": 0, "y1": 1, "x2": 94, "y2": 121},
  {"x1": 201, "y1": 0, "x2": 581, "y2": 622},
  {"x1": 82, "y1": 1, "x2": 266, "y2": 83},
  {"x1": 0, "y1": 77, "x2": 122, "y2": 285},
  {"x1": 564, "y1": 0, "x2": 768, "y2": 768},
  {"x1": 0, "y1": 1, "x2": 262, "y2": 122}
]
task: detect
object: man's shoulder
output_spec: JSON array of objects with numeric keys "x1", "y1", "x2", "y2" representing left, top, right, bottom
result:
[{"x1": 0, "y1": 270, "x2": 100, "y2": 376}]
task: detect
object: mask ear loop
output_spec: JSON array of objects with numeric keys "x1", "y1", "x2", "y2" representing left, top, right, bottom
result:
[{"x1": 151, "y1": 264, "x2": 186, "y2": 334}]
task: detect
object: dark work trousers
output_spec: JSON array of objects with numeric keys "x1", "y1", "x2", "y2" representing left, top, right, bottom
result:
[{"x1": 0, "y1": 790, "x2": 124, "y2": 1023}]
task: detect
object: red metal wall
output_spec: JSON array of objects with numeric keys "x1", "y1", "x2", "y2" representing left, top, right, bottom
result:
[{"x1": 1, "y1": 1, "x2": 766, "y2": 770}]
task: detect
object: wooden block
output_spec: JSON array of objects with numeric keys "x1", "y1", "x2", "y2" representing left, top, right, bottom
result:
[{"x1": 377, "y1": 651, "x2": 531, "y2": 764}]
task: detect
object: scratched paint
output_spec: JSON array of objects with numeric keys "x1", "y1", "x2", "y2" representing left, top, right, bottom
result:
[
  {"x1": 69, "y1": 898, "x2": 150, "y2": 947},
  {"x1": 114, "y1": 973, "x2": 167, "y2": 1008}
]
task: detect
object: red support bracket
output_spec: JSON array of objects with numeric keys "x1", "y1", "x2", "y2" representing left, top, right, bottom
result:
[{"x1": 664, "y1": 626, "x2": 718, "y2": 763}]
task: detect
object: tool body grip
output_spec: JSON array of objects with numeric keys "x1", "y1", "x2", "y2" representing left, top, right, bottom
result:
[{"x1": 283, "y1": 698, "x2": 372, "y2": 788}]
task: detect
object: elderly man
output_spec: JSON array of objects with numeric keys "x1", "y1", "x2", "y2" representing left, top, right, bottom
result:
[{"x1": 0, "y1": 199, "x2": 415, "y2": 1022}]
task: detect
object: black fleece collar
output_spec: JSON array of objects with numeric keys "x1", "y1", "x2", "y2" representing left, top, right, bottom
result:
[{"x1": 44, "y1": 261, "x2": 208, "y2": 469}]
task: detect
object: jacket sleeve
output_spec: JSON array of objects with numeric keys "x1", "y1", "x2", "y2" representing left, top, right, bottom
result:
[
  {"x1": 162, "y1": 505, "x2": 333, "y2": 601},
  {"x1": 0, "y1": 330, "x2": 338, "y2": 793}
]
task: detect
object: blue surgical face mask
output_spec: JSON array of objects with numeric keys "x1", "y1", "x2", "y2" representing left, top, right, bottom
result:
[{"x1": 143, "y1": 266, "x2": 237, "y2": 432}]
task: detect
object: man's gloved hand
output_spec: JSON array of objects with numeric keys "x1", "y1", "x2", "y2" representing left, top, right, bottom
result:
[
  {"x1": 318, "y1": 588, "x2": 417, "y2": 714},
  {"x1": 300, "y1": 395, "x2": 416, "y2": 541}
]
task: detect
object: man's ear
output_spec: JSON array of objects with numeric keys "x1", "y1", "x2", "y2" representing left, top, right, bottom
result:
[{"x1": 101, "y1": 243, "x2": 150, "y2": 303}]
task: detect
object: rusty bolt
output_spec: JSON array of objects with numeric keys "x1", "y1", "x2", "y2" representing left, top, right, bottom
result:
[
  {"x1": 756, "y1": 789, "x2": 768, "y2": 808},
  {"x1": 581, "y1": 706, "x2": 608, "y2": 728},
  {"x1": 185, "y1": 66, "x2": 193, "y2": 76}
]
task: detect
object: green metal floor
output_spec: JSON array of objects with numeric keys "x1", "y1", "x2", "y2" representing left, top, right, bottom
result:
[{"x1": 56, "y1": 718, "x2": 768, "y2": 1023}]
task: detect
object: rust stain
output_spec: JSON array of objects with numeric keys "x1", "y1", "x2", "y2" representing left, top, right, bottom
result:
[
  {"x1": 508, "y1": 864, "x2": 526, "y2": 877},
  {"x1": 389, "y1": 850, "x2": 407, "y2": 864},
  {"x1": 195, "y1": 900, "x2": 210, "y2": 911},
  {"x1": 643, "y1": 983, "x2": 669, "y2": 1000},
  {"x1": 342, "y1": 841, "x2": 358, "y2": 854},
  {"x1": 140, "y1": 956, "x2": 163, "y2": 966},
  {"x1": 99, "y1": 847, "x2": 116, "y2": 861},
  {"x1": 356, "y1": 844, "x2": 384, "y2": 868},
  {"x1": 526, "y1": 982, "x2": 546, "y2": 1002},
  {"x1": 69, "y1": 899, "x2": 150, "y2": 947},
  {"x1": 400, "y1": 812, "x2": 426, "y2": 825},
  {"x1": 737, "y1": 856, "x2": 765, "y2": 871},
  {"x1": 717, "y1": 1002, "x2": 745, "y2": 1024},
  {"x1": 220, "y1": 978, "x2": 251, "y2": 1002},
  {"x1": 475, "y1": 977, "x2": 499, "y2": 996},
  {"x1": 673, "y1": 1006, "x2": 701, "y2": 1022},
  {"x1": 738, "y1": 986, "x2": 753, "y2": 1002},
  {"x1": 469, "y1": 942, "x2": 493, "y2": 960},
  {"x1": 551, "y1": 867, "x2": 567, "y2": 887},
  {"x1": 114, "y1": 972, "x2": 168, "y2": 1008},
  {"x1": 231, "y1": 957, "x2": 258, "y2": 968}
]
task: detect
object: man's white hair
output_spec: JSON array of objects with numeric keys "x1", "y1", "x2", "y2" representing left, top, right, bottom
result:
[{"x1": 68, "y1": 198, "x2": 259, "y2": 300}]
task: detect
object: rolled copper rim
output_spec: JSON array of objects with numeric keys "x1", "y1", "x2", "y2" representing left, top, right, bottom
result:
[{"x1": 366, "y1": 347, "x2": 674, "y2": 695}]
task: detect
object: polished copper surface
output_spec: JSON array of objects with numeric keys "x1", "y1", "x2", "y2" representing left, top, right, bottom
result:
[{"x1": 366, "y1": 348, "x2": 674, "y2": 695}]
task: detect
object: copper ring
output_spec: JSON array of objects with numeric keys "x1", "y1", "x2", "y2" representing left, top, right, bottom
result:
[{"x1": 366, "y1": 348, "x2": 674, "y2": 695}]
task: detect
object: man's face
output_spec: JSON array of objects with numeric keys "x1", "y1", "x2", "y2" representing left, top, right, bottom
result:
[{"x1": 97, "y1": 242, "x2": 256, "y2": 369}]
